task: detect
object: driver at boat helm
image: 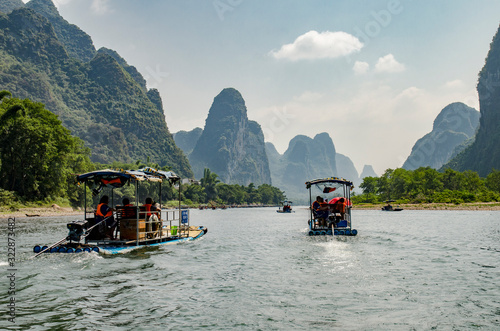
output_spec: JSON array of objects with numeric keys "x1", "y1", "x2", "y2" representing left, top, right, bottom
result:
[
  {"x1": 312, "y1": 196, "x2": 329, "y2": 219},
  {"x1": 95, "y1": 195, "x2": 117, "y2": 239}
]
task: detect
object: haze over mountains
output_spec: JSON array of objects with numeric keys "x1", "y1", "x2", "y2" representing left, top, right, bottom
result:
[
  {"x1": 1, "y1": 1, "x2": 500, "y2": 200},
  {"x1": 403, "y1": 102, "x2": 480, "y2": 171},
  {"x1": 175, "y1": 97, "x2": 375, "y2": 200}
]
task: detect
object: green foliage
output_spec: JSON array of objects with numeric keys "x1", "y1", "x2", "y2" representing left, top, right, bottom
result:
[
  {"x1": 0, "y1": 8, "x2": 192, "y2": 177},
  {"x1": 183, "y1": 183, "x2": 206, "y2": 203},
  {"x1": 0, "y1": 188, "x2": 19, "y2": 206},
  {"x1": 485, "y1": 169, "x2": 500, "y2": 193},
  {"x1": 356, "y1": 166, "x2": 499, "y2": 204},
  {"x1": 184, "y1": 169, "x2": 284, "y2": 205},
  {"x1": 0, "y1": 92, "x2": 92, "y2": 202},
  {"x1": 200, "y1": 168, "x2": 220, "y2": 202}
]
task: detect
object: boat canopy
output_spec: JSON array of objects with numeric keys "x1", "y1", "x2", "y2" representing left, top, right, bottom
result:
[
  {"x1": 305, "y1": 177, "x2": 353, "y2": 189},
  {"x1": 76, "y1": 168, "x2": 180, "y2": 188}
]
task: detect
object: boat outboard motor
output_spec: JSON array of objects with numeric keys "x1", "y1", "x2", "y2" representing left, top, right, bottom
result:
[{"x1": 67, "y1": 220, "x2": 88, "y2": 242}]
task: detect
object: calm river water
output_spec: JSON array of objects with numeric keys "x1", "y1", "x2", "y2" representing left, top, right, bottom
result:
[{"x1": 1, "y1": 208, "x2": 499, "y2": 330}]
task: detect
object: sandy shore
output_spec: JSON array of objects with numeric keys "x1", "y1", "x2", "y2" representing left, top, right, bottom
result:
[{"x1": 0, "y1": 206, "x2": 82, "y2": 219}]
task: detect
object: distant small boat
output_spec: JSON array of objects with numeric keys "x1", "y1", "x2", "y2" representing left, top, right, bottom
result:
[
  {"x1": 381, "y1": 200, "x2": 403, "y2": 211},
  {"x1": 277, "y1": 200, "x2": 293, "y2": 213}
]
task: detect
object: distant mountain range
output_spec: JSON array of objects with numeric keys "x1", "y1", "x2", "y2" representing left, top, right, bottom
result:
[
  {"x1": 2, "y1": 1, "x2": 499, "y2": 196},
  {"x1": 0, "y1": 0, "x2": 192, "y2": 176},
  {"x1": 176, "y1": 121, "x2": 375, "y2": 201},
  {"x1": 264, "y1": 134, "x2": 373, "y2": 201},
  {"x1": 402, "y1": 102, "x2": 480, "y2": 170}
]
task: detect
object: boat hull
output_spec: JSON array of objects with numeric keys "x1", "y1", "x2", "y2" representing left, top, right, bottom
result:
[
  {"x1": 307, "y1": 228, "x2": 357, "y2": 236},
  {"x1": 34, "y1": 227, "x2": 207, "y2": 255}
]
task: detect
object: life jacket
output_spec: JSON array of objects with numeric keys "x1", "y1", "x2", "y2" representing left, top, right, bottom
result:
[
  {"x1": 333, "y1": 200, "x2": 346, "y2": 213},
  {"x1": 312, "y1": 201, "x2": 321, "y2": 211},
  {"x1": 143, "y1": 203, "x2": 152, "y2": 218},
  {"x1": 123, "y1": 204, "x2": 135, "y2": 218},
  {"x1": 96, "y1": 203, "x2": 113, "y2": 218}
]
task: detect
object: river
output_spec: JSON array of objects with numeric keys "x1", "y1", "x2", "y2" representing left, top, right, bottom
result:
[{"x1": 1, "y1": 207, "x2": 499, "y2": 330}]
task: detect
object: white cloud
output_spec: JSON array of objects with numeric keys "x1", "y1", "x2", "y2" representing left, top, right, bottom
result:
[
  {"x1": 374, "y1": 54, "x2": 405, "y2": 73},
  {"x1": 91, "y1": 0, "x2": 113, "y2": 15},
  {"x1": 353, "y1": 61, "x2": 369, "y2": 75},
  {"x1": 270, "y1": 30, "x2": 363, "y2": 61}
]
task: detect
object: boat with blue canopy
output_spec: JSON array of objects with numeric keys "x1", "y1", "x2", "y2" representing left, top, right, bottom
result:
[
  {"x1": 33, "y1": 167, "x2": 207, "y2": 255},
  {"x1": 306, "y1": 177, "x2": 357, "y2": 236}
]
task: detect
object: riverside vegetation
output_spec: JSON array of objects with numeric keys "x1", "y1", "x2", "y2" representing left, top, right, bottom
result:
[
  {"x1": 0, "y1": 92, "x2": 284, "y2": 213},
  {"x1": 1, "y1": 92, "x2": 499, "y2": 213},
  {"x1": 353, "y1": 167, "x2": 500, "y2": 206}
]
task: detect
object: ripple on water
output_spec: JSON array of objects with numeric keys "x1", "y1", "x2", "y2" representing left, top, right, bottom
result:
[{"x1": 1, "y1": 210, "x2": 499, "y2": 330}]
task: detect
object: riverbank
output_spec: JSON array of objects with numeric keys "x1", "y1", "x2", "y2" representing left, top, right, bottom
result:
[
  {"x1": 0, "y1": 203, "x2": 280, "y2": 219},
  {"x1": 0, "y1": 205, "x2": 82, "y2": 219},
  {"x1": 353, "y1": 202, "x2": 500, "y2": 211},
  {"x1": 2, "y1": 202, "x2": 500, "y2": 219}
]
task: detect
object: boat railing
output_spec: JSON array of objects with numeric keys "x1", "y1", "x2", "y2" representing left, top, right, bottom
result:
[
  {"x1": 84, "y1": 207, "x2": 190, "y2": 242},
  {"x1": 160, "y1": 209, "x2": 190, "y2": 237}
]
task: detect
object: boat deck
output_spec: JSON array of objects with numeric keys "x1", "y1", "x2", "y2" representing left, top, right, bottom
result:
[{"x1": 87, "y1": 225, "x2": 205, "y2": 246}]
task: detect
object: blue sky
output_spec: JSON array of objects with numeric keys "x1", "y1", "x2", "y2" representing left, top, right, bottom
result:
[{"x1": 42, "y1": 0, "x2": 500, "y2": 175}]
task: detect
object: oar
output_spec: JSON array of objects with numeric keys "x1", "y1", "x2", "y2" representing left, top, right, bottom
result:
[
  {"x1": 33, "y1": 215, "x2": 114, "y2": 258},
  {"x1": 33, "y1": 237, "x2": 68, "y2": 258}
]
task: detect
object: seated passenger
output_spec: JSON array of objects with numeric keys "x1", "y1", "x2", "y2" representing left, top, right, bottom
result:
[
  {"x1": 95, "y1": 195, "x2": 116, "y2": 239},
  {"x1": 312, "y1": 196, "x2": 329, "y2": 227},
  {"x1": 121, "y1": 198, "x2": 136, "y2": 218}
]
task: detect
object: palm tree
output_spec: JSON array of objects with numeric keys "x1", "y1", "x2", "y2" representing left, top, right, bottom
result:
[{"x1": 201, "y1": 168, "x2": 220, "y2": 202}]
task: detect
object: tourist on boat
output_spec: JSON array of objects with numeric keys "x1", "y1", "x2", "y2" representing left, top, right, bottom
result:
[
  {"x1": 312, "y1": 196, "x2": 329, "y2": 227},
  {"x1": 143, "y1": 197, "x2": 161, "y2": 237},
  {"x1": 329, "y1": 197, "x2": 347, "y2": 220},
  {"x1": 121, "y1": 197, "x2": 135, "y2": 218},
  {"x1": 95, "y1": 195, "x2": 117, "y2": 239},
  {"x1": 143, "y1": 197, "x2": 160, "y2": 217}
]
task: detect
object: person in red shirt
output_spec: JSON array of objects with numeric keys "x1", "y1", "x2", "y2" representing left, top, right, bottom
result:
[{"x1": 143, "y1": 197, "x2": 161, "y2": 238}]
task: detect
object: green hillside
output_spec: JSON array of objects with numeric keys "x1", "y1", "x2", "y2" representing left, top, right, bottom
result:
[{"x1": 0, "y1": 5, "x2": 192, "y2": 177}]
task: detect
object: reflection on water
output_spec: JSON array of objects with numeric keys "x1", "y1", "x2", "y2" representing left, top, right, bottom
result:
[{"x1": 0, "y1": 209, "x2": 499, "y2": 330}]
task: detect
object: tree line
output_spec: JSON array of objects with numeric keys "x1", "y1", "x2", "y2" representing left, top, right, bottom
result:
[
  {"x1": 183, "y1": 168, "x2": 285, "y2": 206},
  {"x1": 0, "y1": 92, "x2": 284, "y2": 209},
  {"x1": 355, "y1": 167, "x2": 500, "y2": 204}
]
